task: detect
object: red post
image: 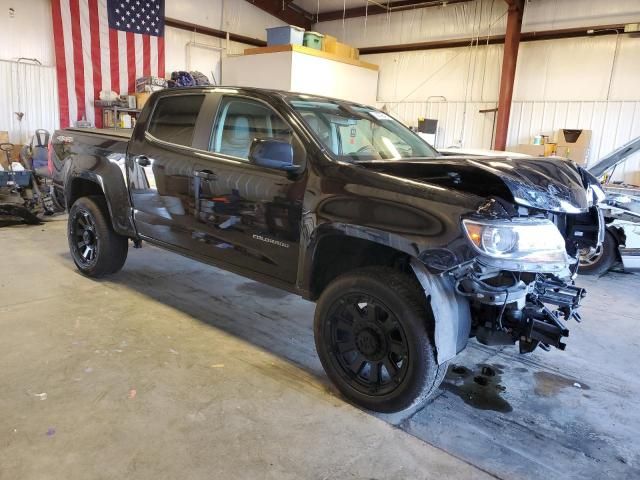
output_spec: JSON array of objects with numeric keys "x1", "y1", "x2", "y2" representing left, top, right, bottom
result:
[{"x1": 494, "y1": 0, "x2": 524, "y2": 151}]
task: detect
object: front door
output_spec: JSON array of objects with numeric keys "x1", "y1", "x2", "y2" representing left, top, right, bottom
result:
[{"x1": 187, "y1": 95, "x2": 307, "y2": 284}]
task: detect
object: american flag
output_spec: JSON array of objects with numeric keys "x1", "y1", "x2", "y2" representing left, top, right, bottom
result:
[{"x1": 51, "y1": 0, "x2": 165, "y2": 128}]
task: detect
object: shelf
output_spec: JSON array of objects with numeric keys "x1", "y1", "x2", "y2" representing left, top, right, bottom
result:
[{"x1": 243, "y1": 44, "x2": 379, "y2": 71}]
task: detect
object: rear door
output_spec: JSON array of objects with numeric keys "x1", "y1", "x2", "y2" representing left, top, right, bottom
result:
[{"x1": 127, "y1": 91, "x2": 216, "y2": 249}]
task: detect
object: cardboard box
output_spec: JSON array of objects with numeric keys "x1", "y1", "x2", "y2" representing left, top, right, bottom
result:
[
  {"x1": 555, "y1": 145, "x2": 589, "y2": 165},
  {"x1": 322, "y1": 34, "x2": 337, "y2": 53},
  {"x1": 322, "y1": 35, "x2": 358, "y2": 59},
  {"x1": 514, "y1": 144, "x2": 545, "y2": 157},
  {"x1": 554, "y1": 129, "x2": 592, "y2": 148},
  {"x1": 136, "y1": 92, "x2": 151, "y2": 110}
]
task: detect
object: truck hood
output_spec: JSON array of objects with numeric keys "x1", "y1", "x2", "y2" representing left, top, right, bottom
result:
[
  {"x1": 588, "y1": 136, "x2": 640, "y2": 179},
  {"x1": 355, "y1": 155, "x2": 591, "y2": 213}
]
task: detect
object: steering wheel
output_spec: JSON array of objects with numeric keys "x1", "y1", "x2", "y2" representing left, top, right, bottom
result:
[{"x1": 0, "y1": 143, "x2": 14, "y2": 152}]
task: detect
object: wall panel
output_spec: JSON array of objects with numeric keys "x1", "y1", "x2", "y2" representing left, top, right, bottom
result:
[
  {"x1": 382, "y1": 98, "x2": 640, "y2": 184},
  {"x1": 0, "y1": 60, "x2": 59, "y2": 144}
]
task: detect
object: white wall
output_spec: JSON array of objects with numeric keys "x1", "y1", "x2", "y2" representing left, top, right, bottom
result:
[
  {"x1": 0, "y1": 59, "x2": 59, "y2": 144},
  {"x1": 0, "y1": 0, "x2": 285, "y2": 141},
  {"x1": 0, "y1": 0, "x2": 54, "y2": 65},
  {"x1": 314, "y1": 0, "x2": 640, "y2": 182}
]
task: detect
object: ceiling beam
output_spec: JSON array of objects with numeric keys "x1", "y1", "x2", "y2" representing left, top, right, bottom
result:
[
  {"x1": 165, "y1": 18, "x2": 267, "y2": 47},
  {"x1": 245, "y1": 0, "x2": 313, "y2": 30},
  {"x1": 359, "y1": 23, "x2": 627, "y2": 54},
  {"x1": 315, "y1": 0, "x2": 472, "y2": 23}
]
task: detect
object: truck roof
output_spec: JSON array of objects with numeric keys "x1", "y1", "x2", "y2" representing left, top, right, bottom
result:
[{"x1": 154, "y1": 86, "x2": 375, "y2": 109}]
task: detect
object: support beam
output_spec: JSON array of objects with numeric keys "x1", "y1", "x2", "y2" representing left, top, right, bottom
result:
[
  {"x1": 494, "y1": 0, "x2": 524, "y2": 151},
  {"x1": 358, "y1": 23, "x2": 625, "y2": 54},
  {"x1": 316, "y1": 0, "x2": 472, "y2": 22},
  {"x1": 165, "y1": 18, "x2": 267, "y2": 47},
  {"x1": 245, "y1": 0, "x2": 313, "y2": 30}
]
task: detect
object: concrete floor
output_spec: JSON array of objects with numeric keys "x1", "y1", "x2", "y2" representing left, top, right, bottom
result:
[{"x1": 1, "y1": 216, "x2": 639, "y2": 480}]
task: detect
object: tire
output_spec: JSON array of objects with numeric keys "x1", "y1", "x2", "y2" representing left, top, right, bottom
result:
[
  {"x1": 579, "y1": 231, "x2": 617, "y2": 275},
  {"x1": 67, "y1": 196, "x2": 128, "y2": 277},
  {"x1": 314, "y1": 266, "x2": 447, "y2": 413}
]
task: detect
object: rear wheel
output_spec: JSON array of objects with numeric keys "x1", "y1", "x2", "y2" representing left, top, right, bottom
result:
[
  {"x1": 579, "y1": 231, "x2": 617, "y2": 275},
  {"x1": 314, "y1": 267, "x2": 446, "y2": 413},
  {"x1": 68, "y1": 196, "x2": 128, "y2": 277}
]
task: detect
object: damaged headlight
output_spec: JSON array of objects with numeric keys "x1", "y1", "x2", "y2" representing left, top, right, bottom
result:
[{"x1": 462, "y1": 218, "x2": 569, "y2": 264}]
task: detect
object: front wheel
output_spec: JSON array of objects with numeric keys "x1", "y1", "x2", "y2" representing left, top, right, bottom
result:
[
  {"x1": 68, "y1": 196, "x2": 128, "y2": 277},
  {"x1": 314, "y1": 267, "x2": 447, "y2": 413}
]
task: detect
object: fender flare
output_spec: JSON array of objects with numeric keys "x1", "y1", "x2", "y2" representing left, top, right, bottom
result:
[
  {"x1": 410, "y1": 258, "x2": 471, "y2": 364},
  {"x1": 65, "y1": 168, "x2": 136, "y2": 237}
]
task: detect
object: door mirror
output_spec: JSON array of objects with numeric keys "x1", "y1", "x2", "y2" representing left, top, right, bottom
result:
[{"x1": 249, "y1": 138, "x2": 297, "y2": 171}]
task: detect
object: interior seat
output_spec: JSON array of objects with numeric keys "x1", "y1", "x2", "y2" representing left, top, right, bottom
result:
[{"x1": 220, "y1": 115, "x2": 253, "y2": 159}]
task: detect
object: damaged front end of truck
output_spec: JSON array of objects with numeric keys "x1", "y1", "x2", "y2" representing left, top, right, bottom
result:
[
  {"x1": 364, "y1": 155, "x2": 608, "y2": 363},
  {"x1": 443, "y1": 160, "x2": 605, "y2": 357}
]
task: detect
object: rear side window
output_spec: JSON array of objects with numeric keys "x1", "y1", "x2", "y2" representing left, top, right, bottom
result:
[{"x1": 147, "y1": 95, "x2": 205, "y2": 147}]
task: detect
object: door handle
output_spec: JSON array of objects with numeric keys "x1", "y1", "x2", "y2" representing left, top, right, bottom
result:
[
  {"x1": 135, "y1": 155, "x2": 151, "y2": 167},
  {"x1": 195, "y1": 170, "x2": 216, "y2": 181}
]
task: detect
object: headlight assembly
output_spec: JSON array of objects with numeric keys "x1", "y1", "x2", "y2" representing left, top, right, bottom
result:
[{"x1": 462, "y1": 218, "x2": 569, "y2": 264}]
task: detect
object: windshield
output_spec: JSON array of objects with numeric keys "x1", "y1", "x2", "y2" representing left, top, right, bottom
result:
[{"x1": 288, "y1": 98, "x2": 438, "y2": 161}]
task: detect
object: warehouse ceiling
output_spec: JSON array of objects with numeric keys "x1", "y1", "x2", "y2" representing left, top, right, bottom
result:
[
  {"x1": 246, "y1": 0, "x2": 471, "y2": 27},
  {"x1": 293, "y1": 0, "x2": 469, "y2": 15}
]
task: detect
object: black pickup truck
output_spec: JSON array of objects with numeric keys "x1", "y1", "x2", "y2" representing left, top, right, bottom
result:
[{"x1": 52, "y1": 87, "x2": 605, "y2": 413}]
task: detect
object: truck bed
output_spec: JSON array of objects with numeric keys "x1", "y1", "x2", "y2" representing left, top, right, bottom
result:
[{"x1": 63, "y1": 127, "x2": 133, "y2": 140}]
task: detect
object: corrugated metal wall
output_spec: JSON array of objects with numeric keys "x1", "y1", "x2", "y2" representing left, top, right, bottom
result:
[
  {"x1": 381, "y1": 99, "x2": 640, "y2": 184},
  {"x1": 0, "y1": 60, "x2": 59, "y2": 144}
]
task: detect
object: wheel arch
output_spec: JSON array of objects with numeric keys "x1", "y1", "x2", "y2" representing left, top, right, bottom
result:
[
  {"x1": 302, "y1": 223, "x2": 419, "y2": 301},
  {"x1": 302, "y1": 223, "x2": 471, "y2": 364},
  {"x1": 65, "y1": 170, "x2": 135, "y2": 237}
]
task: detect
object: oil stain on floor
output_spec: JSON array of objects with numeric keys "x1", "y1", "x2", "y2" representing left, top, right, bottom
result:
[
  {"x1": 533, "y1": 370, "x2": 590, "y2": 397},
  {"x1": 441, "y1": 363, "x2": 513, "y2": 413}
]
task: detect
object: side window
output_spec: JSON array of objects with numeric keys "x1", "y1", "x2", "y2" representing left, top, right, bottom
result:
[
  {"x1": 147, "y1": 95, "x2": 205, "y2": 147},
  {"x1": 211, "y1": 97, "x2": 302, "y2": 163}
]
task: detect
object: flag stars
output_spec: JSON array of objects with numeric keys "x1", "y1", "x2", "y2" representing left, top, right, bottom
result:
[{"x1": 110, "y1": 0, "x2": 162, "y2": 35}]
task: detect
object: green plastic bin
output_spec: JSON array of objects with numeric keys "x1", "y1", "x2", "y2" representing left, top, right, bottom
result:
[{"x1": 303, "y1": 32, "x2": 324, "y2": 50}]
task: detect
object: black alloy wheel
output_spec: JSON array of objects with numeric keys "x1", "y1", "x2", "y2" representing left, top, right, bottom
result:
[
  {"x1": 67, "y1": 196, "x2": 128, "y2": 277},
  {"x1": 70, "y1": 208, "x2": 99, "y2": 267},
  {"x1": 314, "y1": 267, "x2": 447, "y2": 413},
  {"x1": 325, "y1": 295, "x2": 409, "y2": 396}
]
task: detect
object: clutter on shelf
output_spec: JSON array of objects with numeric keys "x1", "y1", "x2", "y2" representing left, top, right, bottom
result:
[
  {"x1": 513, "y1": 129, "x2": 592, "y2": 165},
  {"x1": 167, "y1": 71, "x2": 211, "y2": 88},
  {"x1": 265, "y1": 25, "x2": 359, "y2": 60}
]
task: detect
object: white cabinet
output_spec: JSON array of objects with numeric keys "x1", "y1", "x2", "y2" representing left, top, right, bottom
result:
[{"x1": 222, "y1": 45, "x2": 379, "y2": 106}]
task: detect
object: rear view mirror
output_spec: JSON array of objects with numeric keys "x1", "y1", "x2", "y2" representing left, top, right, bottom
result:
[{"x1": 249, "y1": 138, "x2": 298, "y2": 171}]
